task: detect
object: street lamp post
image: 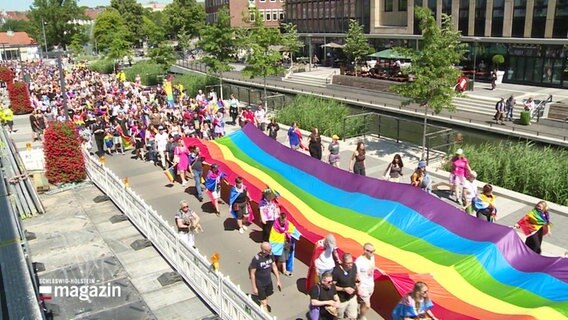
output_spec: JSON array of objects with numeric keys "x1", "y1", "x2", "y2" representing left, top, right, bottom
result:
[
  {"x1": 472, "y1": 37, "x2": 480, "y2": 90},
  {"x1": 41, "y1": 18, "x2": 48, "y2": 58},
  {"x1": 56, "y1": 52, "x2": 69, "y2": 120}
]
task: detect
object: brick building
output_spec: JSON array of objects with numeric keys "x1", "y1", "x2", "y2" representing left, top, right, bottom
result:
[{"x1": 205, "y1": 0, "x2": 285, "y2": 28}]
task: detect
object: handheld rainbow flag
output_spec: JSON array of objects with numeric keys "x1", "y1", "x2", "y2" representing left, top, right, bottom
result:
[
  {"x1": 185, "y1": 125, "x2": 568, "y2": 320},
  {"x1": 164, "y1": 165, "x2": 176, "y2": 183}
]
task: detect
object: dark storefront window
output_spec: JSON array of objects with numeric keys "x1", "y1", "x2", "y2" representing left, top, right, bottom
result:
[
  {"x1": 414, "y1": 0, "x2": 423, "y2": 34},
  {"x1": 399, "y1": 0, "x2": 408, "y2": 11},
  {"x1": 492, "y1": 0, "x2": 504, "y2": 36},
  {"x1": 285, "y1": 0, "x2": 370, "y2": 34},
  {"x1": 511, "y1": 0, "x2": 526, "y2": 37},
  {"x1": 553, "y1": 0, "x2": 568, "y2": 38},
  {"x1": 459, "y1": 0, "x2": 469, "y2": 35},
  {"x1": 442, "y1": 0, "x2": 452, "y2": 16},
  {"x1": 531, "y1": 0, "x2": 548, "y2": 37},
  {"x1": 428, "y1": 0, "x2": 437, "y2": 12},
  {"x1": 474, "y1": 0, "x2": 487, "y2": 36},
  {"x1": 506, "y1": 45, "x2": 566, "y2": 87},
  {"x1": 386, "y1": 0, "x2": 394, "y2": 11}
]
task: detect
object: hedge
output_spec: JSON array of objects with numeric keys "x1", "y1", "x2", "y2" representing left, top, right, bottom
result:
[
  {"x1": 124, "y1": 61, "x2": 165, "y2": 86},
  {"x1": 89, "y1": 59, "x2": 115, "y2": 74},
  {"x1": 172, "y1": 73, "x2": 218, "y2": 97},
  {"x1": 275, "y1": 95, "x2": 365, "y2": 138}
]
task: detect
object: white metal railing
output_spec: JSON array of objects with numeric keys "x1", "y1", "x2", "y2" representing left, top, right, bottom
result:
[{"x1": 83, "y1": 152, "x2": 274, "y2": 320}]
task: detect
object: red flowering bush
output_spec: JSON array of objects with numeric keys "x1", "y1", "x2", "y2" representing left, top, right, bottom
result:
[
  {"x1": 8, "y1": 81, "x2": 33, "y2": 114},
  {"x1": 0, "y1": 66, "x2": 13, "y2": 83},
  {"x1": 44, "y1": 121, "x2": 86, "y2": 184}
]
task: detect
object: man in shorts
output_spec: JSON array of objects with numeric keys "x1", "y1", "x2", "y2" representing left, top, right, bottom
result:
[
  {"x1": 355, "y1": 243, "x2": 377, "y2": 320},
  {"x1": 249, "y1": 242, "x2": 282, "y2": 313},
  {"x1": 332, "y1": 253, "x2": 358, "y2": 320}
]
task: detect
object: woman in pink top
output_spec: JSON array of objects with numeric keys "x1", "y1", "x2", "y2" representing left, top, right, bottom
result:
[
  {"x1": 450, "y1": 148, "x2": 472, "y2": 205},
  {"x1": 174, "y1": 138, "x2": 191, "y2": 187}
]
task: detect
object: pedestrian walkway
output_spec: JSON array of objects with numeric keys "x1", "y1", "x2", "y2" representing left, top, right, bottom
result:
[{"x1": 172, "y1": 62, "x2": 568, "y2": 147}]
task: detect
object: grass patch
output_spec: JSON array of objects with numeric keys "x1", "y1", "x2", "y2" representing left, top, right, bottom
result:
[
  {"x1": 444, "y1": 141, "x2": 568, "y2": 206},
  {"x1": 124, "y1": 61, "x2": 165, "y2": 86},
  {"x1": 275, "y1": 95, "x2": 365, "y2": 138},
  {"x1": 88, "y1": 59, "x2": 114, "y2": 74}
]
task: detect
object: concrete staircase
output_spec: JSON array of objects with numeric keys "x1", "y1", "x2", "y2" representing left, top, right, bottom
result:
[
  {"x1": 283, "y1": 72, "x2": 329, "y2": 87},
  {"x1": 452, "y1": 96, "x2": 524, "y2": 119}
]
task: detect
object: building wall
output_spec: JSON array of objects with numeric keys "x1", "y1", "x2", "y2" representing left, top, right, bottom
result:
[
  {"x1": 285, "y1": 0, "x2": 371, "y2": 34},
  {"x1": 205, "y1": 0, "x2": 284, "y2": 28}
]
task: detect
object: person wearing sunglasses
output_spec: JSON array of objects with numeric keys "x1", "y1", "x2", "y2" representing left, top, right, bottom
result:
[
  {"x1": 308, "y1": 271, "x2": 340, "y2": 320},
  {"x1": 332, "y1": 253, "x2": 358, "y2": 320},
  {"x1": 175, "y1": 200, "x2": 200, "y2": 249},
  {"x1": 392, "y1": 281, "x2": 438, "y2": 320}
]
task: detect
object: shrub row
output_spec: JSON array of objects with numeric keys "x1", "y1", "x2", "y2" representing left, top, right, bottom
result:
[
  {"x1": 124, "y1": 61, "x2": 165, "y2": 86},
  {"x1": 172, "y1": 73, "x2": 218, "y2": 98},
  {"x1": 275, "y1": 95, "x2": 365, "y2": 138},
  {"x1": 88, "y1": 59, "x2": 115, "y2": 74},
  {"x1": 445, "y1": 142, "x2": 568, "y2": 206}
]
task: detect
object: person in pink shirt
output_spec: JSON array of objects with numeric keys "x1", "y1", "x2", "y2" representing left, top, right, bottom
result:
[{"x1": 449, "y1": 148, "x2": 472, "y2": 205}]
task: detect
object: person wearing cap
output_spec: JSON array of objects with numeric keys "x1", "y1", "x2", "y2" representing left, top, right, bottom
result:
[
  {"x1": 410, "y1": 160, "x2": 432, "y2": 193},
  {"x1": 305, "y1": 233, "x2": 341, "y2": 295},
  {"x1": 449, "y1": 148, "x2": 472, "y2": 205},
  {"x1": 328, "y1": 135, "x2": 341, "y2": 168},
  {"x1": 204, "y1": 164, "x2": 227, "y2": 215},
  {"x1": 462, "y1": 171, "x2": 479, "y2": 215}
]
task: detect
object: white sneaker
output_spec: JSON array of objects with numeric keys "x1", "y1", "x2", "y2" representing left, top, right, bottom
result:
[
  {"x1": 242, "y1": 225, "x2": 248, "y2": 231},
  {"x1": 239, "y1": 228, "x2": 244, "y2": 234}
]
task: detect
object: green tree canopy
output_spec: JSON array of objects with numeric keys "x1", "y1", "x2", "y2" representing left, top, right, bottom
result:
[
  {"x1": 142, "y1": 16, "x2": 164, "y2": 45},
  {"x1": 28, "y1": 0, "x2": 85, "y2": 50},
  {"x1": 110, "y1": 0, "x2": 144, "y2": 44},
  {"x1": 163, "y1": 0, "x2": 205, "y2": 39},
  {"x1": 107, "y1": 37, "x2": 132, "y2": 61},
  {"x1": 148, "y1": 43, "x2": 177, "y2": 72},
  {"x1": 343, "y1": 19, "x2": 374, "y2": 73},
  {"x1": 392, "y1": 6, "x2": 466, "y2": 157},
  {"x1": 93, "y1": 8, "x2": 130, "y2": 52},
  {"x1": 199, "y1": 8, "x2": 236, "y2": 76},
  {"x1": 237, "y1": 10, "x2": 287, "y2": 105},
  {"x1": 0, "y1": 20, "x2": 33, "y2": 33},
  {"x1": 392, "y1": 7, "x2": 466, "y2": 113}
]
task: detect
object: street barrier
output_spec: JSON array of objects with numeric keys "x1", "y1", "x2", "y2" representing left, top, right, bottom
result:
[{"x1": 83, "y1": 151, "x2": 274, "y2": 320}]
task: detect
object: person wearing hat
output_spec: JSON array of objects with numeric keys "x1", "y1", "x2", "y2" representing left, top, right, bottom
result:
[
  {"x1": 462, "y1": 171, "x2": 479, "y2": 215},
  {"x1": 306, "y1": 234, "x2": 341, "y2": 292},
  {"x1": 410, "y1": 160, "x2": 432, "y2": 193},
  {"x1": 449, "y1": 148, "x2": 472, "y2": 205},
  {"x1": 328, "y1": 135, "x2": 341, "y2": 168}
]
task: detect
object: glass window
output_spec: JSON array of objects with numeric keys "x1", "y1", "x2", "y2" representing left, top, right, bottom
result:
[
  {"x1": 266, "y1": 10, "x2": 271, "y2": 20},
  {"x1": 474, "y1": 0, "x2": 486, "y2": 36},
  {"x1": 553, "y1": 0, "x2": 568, "y2": 37},
  {"x1": 399, "y1": 0, "x2": 408, "y2": 11},
  {"x1": 385, "y1": 0, "x2": 393, "y2": 12},
  {"x1": 273, "y1": 10, "x2": 278, "y2": 20},
  {"x1": 533, "y1": 58, "x2": 543, "y2": 83},
  {"x1": 250, "y1": 10, "x2": 256, "y2": 21},
  {"x1": 279, "y1": 9, "x2": 285, "y2": 21},
  {"x1": 532, "y1": 0, "x2": 548, "y2": 37}
]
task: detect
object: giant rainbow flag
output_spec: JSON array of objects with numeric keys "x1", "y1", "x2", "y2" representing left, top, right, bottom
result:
[{"x1": 186, "y1": 125, "x2": 568, "y2": 320}]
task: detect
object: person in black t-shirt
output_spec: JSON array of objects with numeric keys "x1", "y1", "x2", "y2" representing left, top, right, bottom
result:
[
  {"x1": 332, "y1": 253, "x2": 358, "y2": 320},
  {"x1": 249, "y1": 242, "x2": 281, "y2": 313},
  {"x1": 309, "y1": 271, "x2": 340, "y2": 320},
  {"x1": 92, "y1": 117, "x2": 106, "y2": 157},
  {"x1": 267, "y1": 118, "x2": 279, "y2": 140}
]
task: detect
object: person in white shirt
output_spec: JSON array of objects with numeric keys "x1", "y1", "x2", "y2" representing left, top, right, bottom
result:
[
  {"x1": 462, "y1": 171, "x2": 479, "y2": 215},
  {"x1": 208, "y1": 88, "x2": 217, "y2": 102},
  {"x1": 355, "y1": 243, "x2": 378, "y2": 320},
  {"x1": 196, "y1": 90, "x2": 205, "y2": 103},
  {"x1": 315, "y1": 234, "x2": 340, "y2": 278},
  {"x1": 523, "y1": 97, "x2": 535, "y2": 113},
  {"x1": 155, "y1": 126, "x2": 169, "y2": 168},
  {"x1": 254, "y1": 104, "x2": 266, "y2": 132}
]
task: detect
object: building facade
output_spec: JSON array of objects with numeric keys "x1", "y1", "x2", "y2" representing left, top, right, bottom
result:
[
  {"x1": 0, "y1": 31, "x2": 39, "y2": 61},
  {"x1": 285, "y1": 0, "x2": 568, "y2": 88},
  {"x1": 205, "y1": 0, "x2": 285, "y2": 28}
]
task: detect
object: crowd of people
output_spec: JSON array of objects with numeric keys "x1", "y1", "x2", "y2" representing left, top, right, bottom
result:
[{"x1": 0, "y1": 58, "x2": 555, "y2": 320}]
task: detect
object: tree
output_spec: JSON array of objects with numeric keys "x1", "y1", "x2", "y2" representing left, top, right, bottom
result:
[
  {"x1": 392, "y1": 7, "x2": 466, "y2": 158},
  {"x1": 343, "y1": 19, "x2": 374, "y2": 76},
  {"x1": 237, "y1": 10, "x2": 285, "y2": 107},
  {"x1": 198, "y1": 7, "x2": 237, "y2": 100},
  {"x1": 110, "y1": 0, "x2": 144, "y2": 44},
  {"x1": 149, "y1": 43, "x2": 177, "y2": 72},
  {"x1": 107, "y1": 37, "x2": 132, "y2": 61},
  {"x1": 163, "y1": 0, "x2": 205, "y2": 39},
  {"x1": 93, "y1": 8, "x2": 130, "y2": 52},
  {"x1": 0, "y1": 19, "x2": 33, "y2": 33},
  {"x1": 142, "y1": 16, "x2": 164, "y2": 46},
  {"x1": 69, "y1": 32, "x2": 85, "y2": 56},
  {"x1": 28, "y1": 0, "x2": 85, "y2": 50},
  {"x1": 177, "y1": 30, "x2": 192, "y2": 55},
  {"x1": 280, "y1": 23, "x2": 303, "y2": 69}
]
